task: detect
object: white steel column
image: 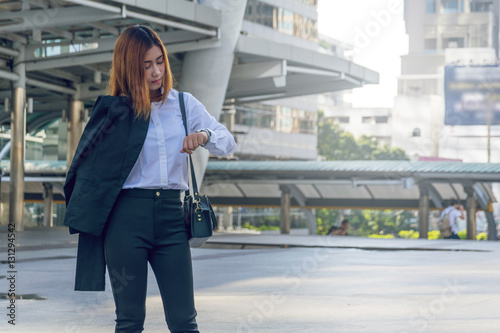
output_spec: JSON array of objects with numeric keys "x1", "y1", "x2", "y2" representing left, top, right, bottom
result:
[
  {"x1": 67, "y1": 99, "x2": 84, "y2": 167},
  {"x1": 43, "y1": 183, "x2": 54, "y2": 227},
  {"x1": 10, "y1": 44, "x2": 26, "y2": 232},
  {"x1": 180, "y1": 0, "x2": 247, "y2": 184}
]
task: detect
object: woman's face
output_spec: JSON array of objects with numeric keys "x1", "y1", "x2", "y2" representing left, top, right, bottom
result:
[{"x1": 144, "y1": 45, "x2": 165, "y2": 91}]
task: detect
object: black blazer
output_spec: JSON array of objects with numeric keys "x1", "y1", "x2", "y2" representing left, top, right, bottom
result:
[{"x1": 64, "y1": 95, "x2": 149, "y2": 291}]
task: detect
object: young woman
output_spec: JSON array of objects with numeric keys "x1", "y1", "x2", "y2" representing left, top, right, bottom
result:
[{"x1": 64, "y1": 25, "x2": 236, "y2": 332}]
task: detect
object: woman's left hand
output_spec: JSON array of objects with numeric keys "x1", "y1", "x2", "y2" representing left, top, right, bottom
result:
[{"x1": 180, "y1": 132, "x2": 207, "y2": 154}]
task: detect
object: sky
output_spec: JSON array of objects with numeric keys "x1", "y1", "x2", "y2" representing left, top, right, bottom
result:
[{"x1": 317, "y1": 0, "x2": 409, "y2": 108}]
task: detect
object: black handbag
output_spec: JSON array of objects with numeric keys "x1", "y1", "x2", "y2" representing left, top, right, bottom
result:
[{"x1": 179, "y1": 92, "x2": 218, "y2": 248}]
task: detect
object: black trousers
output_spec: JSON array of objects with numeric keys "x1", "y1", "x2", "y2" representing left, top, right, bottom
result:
[{"x1": 104, "y1": 188, "x2": 199, "y2": 333}]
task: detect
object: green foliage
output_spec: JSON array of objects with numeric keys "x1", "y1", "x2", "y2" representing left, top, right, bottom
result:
[
  {"x1": 457, "y1": 230, "x2": 467, "y2": 240},
  {"x1": 317, "y1": 115, "x2": 409, "y2": 161},
  {"x1": 368, "y1": 234, "x2": 395, "y2": 239},
  {"x1": 316, "y1": 208, "x2": 339, "y2": 235},
  {"x1": 317, "y1": 120, "x2": 359, "y2": 160},
  {"x1": 428, "y1": 230, "x2": 441, "y2": 240},
  {"x1": 476, "y1": 232, "x2": 487, "y2": 241},
  {"x1": 372, "y1": 144, "x2": 408, "y2": 160},
  {"x1": 317, "y1": 209, "x2": 415, "y2": 237},
  {"x1": 398, "y1": 230, "x2": 419, "y2": 239},
  {"x1": 242, "y1": 222, "x2": 279, "y2": 231}
]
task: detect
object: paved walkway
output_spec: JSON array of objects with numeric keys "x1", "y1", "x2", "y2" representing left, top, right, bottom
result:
[{"x1": 1, "y1": 227, "x2": 499, "y2": 332}]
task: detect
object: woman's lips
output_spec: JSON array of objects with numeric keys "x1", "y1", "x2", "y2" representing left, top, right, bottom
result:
[{"x1": 152, "y1": 79, "x2": 161, "y2": 84}]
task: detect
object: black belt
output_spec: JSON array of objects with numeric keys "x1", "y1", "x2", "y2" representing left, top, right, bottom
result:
[{"x1": 120, "y1": 188, "x2": 181, "y2": 199}]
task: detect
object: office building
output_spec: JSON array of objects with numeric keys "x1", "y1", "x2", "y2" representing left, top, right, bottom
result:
[{"x1": 393, "y1": 0, "x2": 500, "y2": 162}]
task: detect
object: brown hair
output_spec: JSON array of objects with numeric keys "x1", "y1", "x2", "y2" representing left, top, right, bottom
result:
[{"x1": 107, "y1": 25, "x2": 173, "y2": 119}]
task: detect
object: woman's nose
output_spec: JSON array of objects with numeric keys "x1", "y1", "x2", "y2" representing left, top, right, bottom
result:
[{"x1": 153, "y1": 65, "x2": 161, "y2": 76}]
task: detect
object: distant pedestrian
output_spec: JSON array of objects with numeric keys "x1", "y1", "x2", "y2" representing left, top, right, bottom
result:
[
  {"x1": 63, "y1": 25, "x2": 235, "y2": 332},
  {"x1": 440, "y1": 199, "x2": 465, "y2": 239},
  {"x1": 328, "y1": 219, "x2": 350, "y2": 236}
]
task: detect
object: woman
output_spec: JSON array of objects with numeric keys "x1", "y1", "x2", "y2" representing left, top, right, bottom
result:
[{"x1": 64, "y1": 25, "x2": 236, "y2": 332}]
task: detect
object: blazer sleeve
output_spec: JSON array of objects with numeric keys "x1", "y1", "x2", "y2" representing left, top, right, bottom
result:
[{"x1": 64, "y1": 96, "x2": 109, "y2": 206}]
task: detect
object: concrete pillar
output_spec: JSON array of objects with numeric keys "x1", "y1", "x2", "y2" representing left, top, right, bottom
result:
[
  {"x1": 418, "y1": 185, "x2": 429, "y2": 239},
  {"x1": 485, "y1": 211, "x2": 498, "y2": 241},
  {"x1": 10, "y1": 43, "x2": 26, "y2": 232},
  {"x1": 304, "y1": 209, "x2": 316, "y2": 235},
  {"x1": 221, "y1": 206, "x2": 233, "y2": 230},
  {"x1": 67, "y1": 99, "x2": 83, "y2": 167},
  {"x1": 180, "y1": 0, "x2": 247, "y2": 186},
  {"x1": 337, "y1": 209, "x2": 344, "y2": 226},
  {"x1": 222, "y1": 108, "x2": 235, "y2": 132},
  {"x1": 42, "y1": 183, "x2": 54, "y2": 227},
  {"x1": 280, "y1": 186, "x2": 291, "y2": 234},
  {"x1": 465, "y1": 187, "x2": 476, "y2": 240}
]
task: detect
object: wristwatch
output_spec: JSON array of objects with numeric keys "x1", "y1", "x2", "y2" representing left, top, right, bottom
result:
[{"x1": 195, "y1": 129, "x2": 211, "y2": 147}]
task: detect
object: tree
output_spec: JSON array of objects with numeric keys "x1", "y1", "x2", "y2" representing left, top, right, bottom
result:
[
  {"x1": 317, "y1": 119, "x2": 359, "y2": 160},
  {"x1": 317, "y1": 114, "x2": 409, "y2": 161},
  {"x1": 372, "y1": 144, "x2": 408, "y2": 160},
  {"x1": 316, "y1": 113, "x2": 412, "y2": 235}
]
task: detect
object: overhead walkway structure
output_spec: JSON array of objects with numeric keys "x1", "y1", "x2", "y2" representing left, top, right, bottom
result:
[
  {"x1": 203, "y1": 160, "x2": 500, "y2": 240},
  {"x1": 0, "y1": 0, "x2": 378, "y2": 231},
  {"x1": 0, "y1": 160, "x2": 498, "y2": 240}
]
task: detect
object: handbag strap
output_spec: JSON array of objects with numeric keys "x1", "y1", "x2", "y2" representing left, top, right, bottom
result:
[{"x1": 179, "y1": 92, "x2": 200, "y2": 201}]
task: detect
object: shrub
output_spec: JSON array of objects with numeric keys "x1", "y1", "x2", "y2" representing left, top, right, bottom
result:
[
  {"x1": 398, "y1": 230, "x2": 419, "y2": 239},
  {"x1": 427, "y1": 230, "x2": 440, "y2": 239},
  {"x1": 476, "y1": 232, "x2": 487, "y2": 241},
  {"x1": 457, "y1": 230, "x2": 467, "y2": 240},
  {"x1": 368, "y1": 234, "x2": 395, "y2": 239}
]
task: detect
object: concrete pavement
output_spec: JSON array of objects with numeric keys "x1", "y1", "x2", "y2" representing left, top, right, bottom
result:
[{"x1": 1, "y1": 227, "x2": 499, "y2": 332}]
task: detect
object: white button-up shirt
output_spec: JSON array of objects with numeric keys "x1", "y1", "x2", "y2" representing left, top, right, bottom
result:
[{"x1": 123, "y1": 89, "x2": 235, "y2": 190}]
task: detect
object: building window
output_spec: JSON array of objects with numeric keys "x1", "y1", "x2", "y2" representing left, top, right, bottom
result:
[
  {"x1": 424, "y1": 38, "x2": 437, "y2": 53},
  {"x1": 426, "y1": 0, "x2": 436, "y2": 13},
  {"x1": 443, "y1": 37, "x2": 464, "y2": 48},
  {"x1": 412, "y1": 128, "x2": 421, "y2": 137},
  {"x1": 470, "y1": 1, "x2": 492, "y2": 12},
  {"x1": 244, "y1": 0, "x2": 318, "y2": 41},
  {"x1": 441, "y1": 0, "x2": 459, "y2": 13},
  {"x1": 297, "y1": 0, "x2": 317, "y2": 5},
  {"x1": 375, "y1": 116, "x2": 388, "y2": 124},
  {"x1": 338, "y1": 117, "x2": 349, "y2": 124},
  {"x1": 362, "y1": 116, "x2": 373, "y2": 124}
]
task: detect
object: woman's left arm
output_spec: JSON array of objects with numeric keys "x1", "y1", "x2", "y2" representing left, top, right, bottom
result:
[{"x1": 184, "y1": 93, "x2": 236, "y2": 157}]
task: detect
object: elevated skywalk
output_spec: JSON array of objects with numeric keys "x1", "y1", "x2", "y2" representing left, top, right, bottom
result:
[{"x1": 1, "y1": 160, "x2": 499, "y2": 240}]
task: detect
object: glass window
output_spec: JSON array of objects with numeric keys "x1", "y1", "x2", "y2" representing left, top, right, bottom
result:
[
  {"x1": 426, "y1": 0, "x2": 436, "y2": 13},
  {"x1": 441, "y1": 0, "x2": 459, "y2": 13},
  {"x1": 280, "y1": 107, "x2": 292, "y2": 130},
  {"x1": 424, "y1": 38, "x2": 437, "y2": 53},
  {"x1": 470, "y1": 1, "x2": 492, "y2": 12},
  {"x1": 260, "y1": 3, "x2": 274, "y2": 28},
  {"x1": 244, "y1": 0, "x2": 317, "y2": 41},
  {"x1": 300, "y1": 0, "x2": 317, "y2": 5},
  {"x1": 443, "y1": 37, "x2": 464, "y2": 48},
  {"x1": 412, "y1": 128, "x2": 421, "y2": 137},
  {"x1": 375, "y1": 116, "x2": 388, "y2": 124}
]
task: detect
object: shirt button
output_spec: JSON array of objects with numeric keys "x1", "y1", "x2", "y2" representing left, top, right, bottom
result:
[{"x1": 156, "y1": 192, "x2": 160, "y2": 197}]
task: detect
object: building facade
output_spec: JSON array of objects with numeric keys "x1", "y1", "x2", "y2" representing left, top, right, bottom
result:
[
  {"x1": 234, "y1": 0, "x2": 333, "y2": 160},
  {"x1": 0, "y1": 0, "x2": 377, "y2": 228},
  {"x1": 394, "y1": 0, "x2": 500, "y2": 162}
]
